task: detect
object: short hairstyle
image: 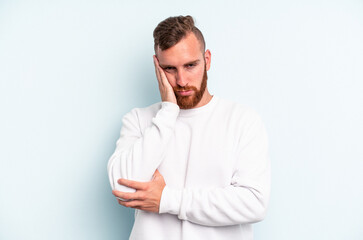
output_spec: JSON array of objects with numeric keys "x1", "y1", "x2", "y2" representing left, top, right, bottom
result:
[{"x1": 153, "y1": 15, "x2": 206, "y2": 53}]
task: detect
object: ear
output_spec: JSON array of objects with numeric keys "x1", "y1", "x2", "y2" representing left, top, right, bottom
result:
[{"x1": 204, "y1": 49, "x2": 211, "y2": 71}]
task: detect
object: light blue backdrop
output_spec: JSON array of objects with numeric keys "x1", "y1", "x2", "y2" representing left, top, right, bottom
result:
[{"x1": 1, "y1": 0, "x2": 362, "y2": 239}]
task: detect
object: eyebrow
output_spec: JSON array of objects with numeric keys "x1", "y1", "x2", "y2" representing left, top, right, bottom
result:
[
  {"x1": 184, "y1": 60, "x2": 200, "y2": 66},
  {"x1": 160, "y1": 60, "x2": 200, "y2": 69}
]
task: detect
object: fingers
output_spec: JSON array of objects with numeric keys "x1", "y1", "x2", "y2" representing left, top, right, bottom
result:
[
  {"x1": 153, "y1": 55, "x2": 162, "y2": 85},
  {"x1": 113, "y1": 190, "x2": 146, "y2": 201},
  {"x1": 117, "y1": 178, "x2": 148, "y2": 190},
  {"x1": 153, "y1": 55, "x2": 161, "y2": 69},
  {"x1": 152, "y1": 169, "x2": 161, "y2": 179},
  {"x1": 153, "y1": 55, "x2": 168, "y2": 87},
  {"x1": 116, "y1": 193, "x2": 158, "y2": 212},
  {"x1": 153, "y1": 55, "x2": 177, "y2": 104},
  {"x1": 118, "y1": 198, "x2": 144, "y2": 209}
]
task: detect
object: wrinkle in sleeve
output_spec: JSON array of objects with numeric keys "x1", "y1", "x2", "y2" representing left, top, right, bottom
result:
[
  {"x1": 107, "y1": 102, "x2": 180, "y2": 193},
  {"x1": 159, "y1": 110, "x2": 270, "y2": 227}
]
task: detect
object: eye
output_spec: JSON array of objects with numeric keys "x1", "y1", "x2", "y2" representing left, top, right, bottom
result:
[
  {"x1": 163, "y1": 67, "x2": 176, "y2": 72},
  {"x1": 186, "y1": 63, "x2": 195, "y2": 68}
]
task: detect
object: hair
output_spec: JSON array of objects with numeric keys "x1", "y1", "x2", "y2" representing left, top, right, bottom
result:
[{"x1": 153, "y1": 15, "x2": 206, "y2": 53}]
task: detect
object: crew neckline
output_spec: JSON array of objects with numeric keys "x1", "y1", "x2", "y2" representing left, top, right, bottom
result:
[{"x1": 178, "y1": 95, "x2": 218, "y2": 117}]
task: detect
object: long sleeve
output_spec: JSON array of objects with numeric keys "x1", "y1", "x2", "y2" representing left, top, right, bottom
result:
[
  {"x1": 159, "y1": 111, "x2": 270, "y2": 227},
  {"x1": 107, "y1": 102, "x2": 180, "y2": 193}
]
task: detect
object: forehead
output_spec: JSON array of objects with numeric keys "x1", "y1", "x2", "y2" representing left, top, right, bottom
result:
[{"x1": 156, "y1": 33, "x2": 204, "y2": 66}]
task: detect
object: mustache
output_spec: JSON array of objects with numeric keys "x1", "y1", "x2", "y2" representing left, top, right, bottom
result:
[{"x1": 173, "y1": 86, "x2": 198, "y2": 92}]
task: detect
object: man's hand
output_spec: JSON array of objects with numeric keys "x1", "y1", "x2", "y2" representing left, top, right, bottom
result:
[
  {"x1": 153, "y1": 55, "x2": 177, "y2": 104},
  {"x1": 112, "y1": 169, "x2": 166, "y2": 213}
]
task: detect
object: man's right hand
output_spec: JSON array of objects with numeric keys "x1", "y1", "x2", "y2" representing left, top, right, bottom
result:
[{"x1": 153, "y1": 55, "x2": 177, "y2": 105}]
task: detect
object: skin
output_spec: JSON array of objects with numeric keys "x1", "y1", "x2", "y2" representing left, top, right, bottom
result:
[
  {"x1": 112, "y1": 170, "x2": 166, "y2": 212},
  {"x1": 112, "y1": 32, "x2": 213, "y2": 213},
  {"x1": 155, "y1": 32, "x2": 212, "y2": 108}
]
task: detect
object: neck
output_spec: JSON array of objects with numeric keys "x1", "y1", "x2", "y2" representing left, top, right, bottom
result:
[{"x1": 193, "y1": 89, "x2": 213, "y2": 109}]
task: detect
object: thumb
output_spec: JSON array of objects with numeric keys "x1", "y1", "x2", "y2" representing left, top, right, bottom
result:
[{"x1": 152, "y1": 169, "x2": 161, "y2": 179}]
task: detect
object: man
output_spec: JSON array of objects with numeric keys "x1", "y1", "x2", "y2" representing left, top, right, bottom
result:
[{"x1": 108, "y1": 15, "x2": 270, "y2": 240}]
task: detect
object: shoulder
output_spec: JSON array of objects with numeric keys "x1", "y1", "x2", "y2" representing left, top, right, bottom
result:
[
  {"x1": 132, "y1": 102, "x2": 162, "y2": 118},
  {"x1": 122, "y1": 102, "x2": 163, "y2": 126},
  {"x1": 216, "y1": 97, "x2": 268, "y2": 144},
  {"x1": 215, "y1": 96, "x2": 262, "y2": 122}
]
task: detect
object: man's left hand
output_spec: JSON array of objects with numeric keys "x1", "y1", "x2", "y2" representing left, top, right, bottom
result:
[{"x1": 112, "y1": 169, "x2": 166, "y2": 213}]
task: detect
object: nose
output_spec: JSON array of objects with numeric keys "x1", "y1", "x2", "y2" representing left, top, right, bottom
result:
[{"x1": 176, "y1": 70, "x2": 187, "y2": 87}]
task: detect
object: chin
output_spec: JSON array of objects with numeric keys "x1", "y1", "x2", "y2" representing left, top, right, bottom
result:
[{"x1": 177, "y1": 95, "x2": 202, "y2": 109}]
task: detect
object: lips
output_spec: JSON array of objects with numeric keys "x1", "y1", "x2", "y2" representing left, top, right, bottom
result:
[{"x1": 177, "y1": 90, "x2": 193, "y2": 96}]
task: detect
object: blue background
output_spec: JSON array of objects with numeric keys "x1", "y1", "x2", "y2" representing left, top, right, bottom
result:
[{"x1": 1, "y1": 0, "x2": 362, "y2": 239}]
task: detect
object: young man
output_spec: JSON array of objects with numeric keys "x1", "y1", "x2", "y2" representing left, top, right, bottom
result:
[{"x1": 108, "y1": 15, "x2": 270, "y2": 240}]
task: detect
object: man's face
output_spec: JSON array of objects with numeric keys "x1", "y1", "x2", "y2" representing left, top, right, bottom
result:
[{"x1": 156, "y1": 33, "x2": 211, "y2": 109}]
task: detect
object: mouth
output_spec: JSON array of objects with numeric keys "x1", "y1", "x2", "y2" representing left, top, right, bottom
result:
[{"x1": 177, "y1": 90, "x2": 193, "y2": 96}]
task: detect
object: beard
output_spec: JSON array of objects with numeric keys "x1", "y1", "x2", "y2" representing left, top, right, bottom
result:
[{"x1": 173, "y1": 66, "x2": 208, "y2": 109}]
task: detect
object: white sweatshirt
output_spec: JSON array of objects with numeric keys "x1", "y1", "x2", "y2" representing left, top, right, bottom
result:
[{"x1": 107, "y1": 95, "x2": 270, "y2": 240}]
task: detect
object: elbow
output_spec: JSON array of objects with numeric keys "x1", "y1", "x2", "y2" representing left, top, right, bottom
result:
[
  {"x1": 107, "y1": 153, "x2": 118, "y2": 190},
  {"x1": 251, "y1": 202, "x2": 268, "y2": 223},
  {"x1": 240, "y1": 187, "x2": 270, "y2": 224},
  {"x1": 107, "y1": 150, "x2": 129, "y2": 180},
  {"x1": 238, "y1": 200, "x2": 268, "y2": 225},
  {"x1": 107, "y1": 151, "x2": 137, "y2": 193},
  {"x1": 249, "y1": 192, "x2": 270, "y2": 224}
]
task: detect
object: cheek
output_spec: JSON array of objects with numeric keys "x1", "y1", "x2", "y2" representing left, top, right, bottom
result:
[
  {"x1": 192, "y1": 67, "x2": 204, "y2": 81},
  {"x1": 165, "y1": 73, "x2": 177, "y2": 86}
]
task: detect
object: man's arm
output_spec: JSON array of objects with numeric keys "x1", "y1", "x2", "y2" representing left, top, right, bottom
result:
[
  {"x1": 114, "y1": 110, "x2": 270, "y2": 226},
  {"x1": 160, "y1": 113, "x2": 270, "y2": 226},
  {"x1": 159, "y1": 111, "x2": 270, "y2": 226},
  {"x1": 107, "y1": 56, "x2": 178, "y2": 193},
  {"x1": 113, "y1": 169, "x2": 166, "y2": 213},
  {"x1": 107, "y1": 102, "x2": 178, "y2": 193}
]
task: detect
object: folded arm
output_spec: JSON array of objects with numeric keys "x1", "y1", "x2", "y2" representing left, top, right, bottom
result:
[
  {"x1": 159, "y1": 112, "x2": 270, "y2": 226},
  {"x1": 107, "y1": 102, "x2": 179, "y2": 193}
]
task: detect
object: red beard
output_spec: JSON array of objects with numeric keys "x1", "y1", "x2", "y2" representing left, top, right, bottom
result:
[{"x1": 173, "y1": 67, "x2": 207, "y2": 109}]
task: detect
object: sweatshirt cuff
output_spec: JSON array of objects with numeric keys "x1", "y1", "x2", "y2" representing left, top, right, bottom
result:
[
  {"x1": 161, "y1": 101, "x2": 180, "y2": 116},
  {"x1": 152, "y1": 101, "x2": 180, "y2": 128},
  {"x1": 159, "y1": 185, "x2": 182, "y2": 215}
]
